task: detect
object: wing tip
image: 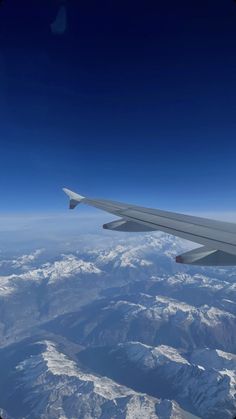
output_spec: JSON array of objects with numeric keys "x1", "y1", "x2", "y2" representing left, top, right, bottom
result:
[{"x1": 62, "y1": 187, "x2": 85, "y2": 209}]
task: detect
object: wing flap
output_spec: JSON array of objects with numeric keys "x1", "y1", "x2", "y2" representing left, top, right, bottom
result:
[
  {"x1": 103, "y1": 219, "x2": 156, "y2": 232},
  {"x1": 176, "y1": 246, "x2": 236, "y2": 266}
]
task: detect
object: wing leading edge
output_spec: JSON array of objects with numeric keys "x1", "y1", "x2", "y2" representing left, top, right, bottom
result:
[{"x1": 63, "y1": 188, "x2": 236, "y2": 266}]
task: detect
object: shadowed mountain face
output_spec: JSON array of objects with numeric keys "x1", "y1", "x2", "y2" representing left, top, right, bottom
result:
[{"x1": 0, "y1": 232, "x2": 235, "y2": 418}]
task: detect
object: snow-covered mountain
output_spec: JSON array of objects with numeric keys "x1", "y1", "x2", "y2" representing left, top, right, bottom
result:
[
  {"x1": 0, "y1": 338, "x2": 198, "y2": 419},
  {"x1": 105, "y1": 342, "x2": 236, "y2": 419},
  {"x1": 50, "y1": 294, "x2": 236, "y2": 353},
  {"x1": 0, "y1": 232, "x2": 235, "y2": 418}
]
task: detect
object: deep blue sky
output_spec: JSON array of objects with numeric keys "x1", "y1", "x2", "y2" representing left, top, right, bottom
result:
[{"x1": 0, "y1": 0, "x2": 236, "y2": 214}]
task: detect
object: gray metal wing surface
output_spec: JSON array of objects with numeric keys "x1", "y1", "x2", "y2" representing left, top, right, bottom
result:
[{"x1": 63, "y1": 188, "x2": 236, "y2": 266}]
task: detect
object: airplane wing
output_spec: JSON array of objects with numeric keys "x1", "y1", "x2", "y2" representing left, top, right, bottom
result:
[{"x1": 63, "y1": 188, "x2": 236, "y2": 266}]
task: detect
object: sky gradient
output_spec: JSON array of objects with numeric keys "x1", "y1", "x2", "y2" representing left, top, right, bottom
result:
[{"x1": 1, "y1": 1, "x2": 236, "y2": 214}]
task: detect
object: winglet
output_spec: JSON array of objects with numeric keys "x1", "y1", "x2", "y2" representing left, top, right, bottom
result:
[{"x1": 63, "y1": 188, "x2": 85, "y2": 209}]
